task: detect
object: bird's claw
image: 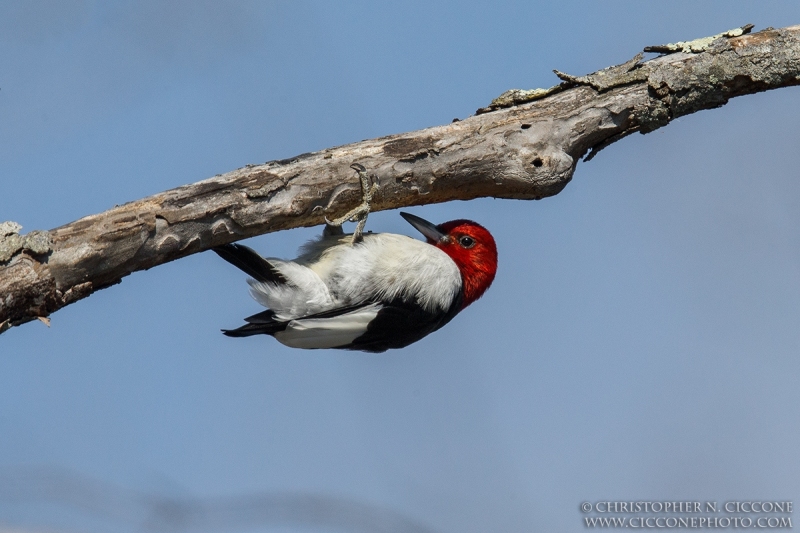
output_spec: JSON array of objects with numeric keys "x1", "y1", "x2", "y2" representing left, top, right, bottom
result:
[{"x1": 325, "y1": 163, "x2": 378, "y2": 244}]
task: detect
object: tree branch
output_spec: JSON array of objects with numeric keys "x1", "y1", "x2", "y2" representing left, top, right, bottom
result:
[{"x1": 2, "y1": 24, "x2": 799, "y2": 333}]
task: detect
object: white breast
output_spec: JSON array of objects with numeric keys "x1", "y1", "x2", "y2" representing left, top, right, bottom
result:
[{"x1": 302, "y1": 233, "x2": 461, "y2": 313}]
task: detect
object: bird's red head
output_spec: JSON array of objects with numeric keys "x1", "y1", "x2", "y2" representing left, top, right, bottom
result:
[{"x1": 401, "y1": 213, "x2": 498, "y2": 308}]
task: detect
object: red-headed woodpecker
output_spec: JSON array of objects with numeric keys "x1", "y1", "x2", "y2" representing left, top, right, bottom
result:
[{"x1": 214, "y1": 212, "x2": 498, "y2": 352}]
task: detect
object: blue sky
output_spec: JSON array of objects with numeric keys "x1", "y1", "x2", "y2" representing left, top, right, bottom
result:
[{"x1": 2, "y1": 2, "x2": 800, "y2": 532}]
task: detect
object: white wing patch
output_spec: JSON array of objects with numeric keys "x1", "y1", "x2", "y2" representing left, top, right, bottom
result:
[
  {"x1": 248, "y1": 259, "x2": 334, "y2": 320},
  {"x1": 274, "y1": 304, "x2": 381, "y2": 349}
]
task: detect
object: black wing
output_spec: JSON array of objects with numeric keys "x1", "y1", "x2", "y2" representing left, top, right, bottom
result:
[
  {"x1": 340, "y1": 294, "x2": 464, "y2": 353},
  {"x1": 221, "y1": 309, "x2": 285, "y2": 337}
]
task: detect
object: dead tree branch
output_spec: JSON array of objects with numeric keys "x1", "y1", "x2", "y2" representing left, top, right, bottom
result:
[{"x1": 2, "y1": 24, "x2": 799, "y2": 333}]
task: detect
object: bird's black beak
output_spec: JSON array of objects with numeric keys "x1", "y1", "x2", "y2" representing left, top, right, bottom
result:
[{"x1": 400, "y1": 212, "x2": 447, "y2": 243}]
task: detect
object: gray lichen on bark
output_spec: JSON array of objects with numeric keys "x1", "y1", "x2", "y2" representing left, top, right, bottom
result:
[
  {"x1": 553, "y1": 52, "x2": 649, "y2": 93},
  {"x1": 1, "y1": 24, "x2": 799, "y2": 334},
  {"x1": 0, "y1": 222, "x2": 52, "y2": 263}
]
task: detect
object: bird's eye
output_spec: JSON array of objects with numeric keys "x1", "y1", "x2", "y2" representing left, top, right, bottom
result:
[{"x1": 458, "y1": 236, "x2": 475, "y2": 248}]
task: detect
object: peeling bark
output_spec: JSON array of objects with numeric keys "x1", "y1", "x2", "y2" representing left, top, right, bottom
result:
[{"x1": 2, "y1": 24, "x2": 799, "y2": 333}]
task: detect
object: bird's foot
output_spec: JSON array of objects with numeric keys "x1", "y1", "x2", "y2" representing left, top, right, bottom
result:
[
  {"x1": 322, "y1": 223, "x2": 344, "y2": 237},
  {"x1": 325, "y1": 163, "x2": 378, "y2": 244}
]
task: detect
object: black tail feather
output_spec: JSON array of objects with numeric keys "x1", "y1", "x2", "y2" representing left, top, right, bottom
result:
[
  {"x1": 243, "y1": 309, "x2": 280, "y2": 324},
  {"x1": 222, "y1": 309, "x2": 288, "y2": 337},
  {"x1": 213, "y1": 243, "x2": 287, "y2": 284},
  {"x1": 222, "y1": 322, "x2": 287, "y2": 337}
]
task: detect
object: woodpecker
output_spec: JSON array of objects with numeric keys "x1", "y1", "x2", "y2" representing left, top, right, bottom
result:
[{"x1": 214, "y1": 212, "x2": 498, "y2": 352}]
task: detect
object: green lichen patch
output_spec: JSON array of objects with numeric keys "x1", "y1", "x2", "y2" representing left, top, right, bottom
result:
[
  {"x1": 491, "y1": 87, "x2": 561, "y2": 107},
  {"x1": 477, "y1": 85, "x2": 567, "y2": 114},
  {"x1": 645, "y1": 24, "x2": 754, "y2": 54}
]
